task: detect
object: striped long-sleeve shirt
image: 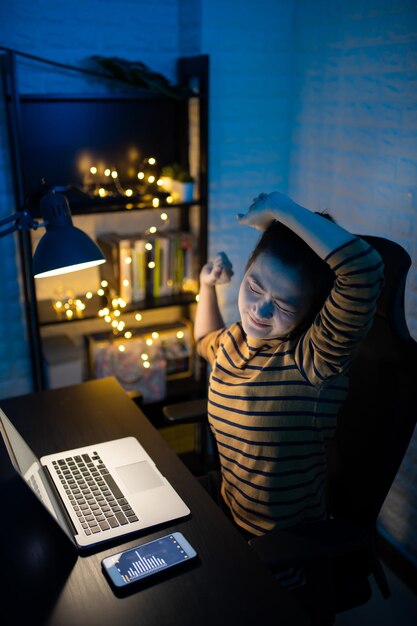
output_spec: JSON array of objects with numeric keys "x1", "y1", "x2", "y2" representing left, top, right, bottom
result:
[{"x1": 197, "y1": 237, "x2": 384, "y2": 537}]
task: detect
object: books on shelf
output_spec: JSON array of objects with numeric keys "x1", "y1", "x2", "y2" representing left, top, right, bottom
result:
[{"x1": 96, "y1": 230, "x2": 197, "y2": 304}]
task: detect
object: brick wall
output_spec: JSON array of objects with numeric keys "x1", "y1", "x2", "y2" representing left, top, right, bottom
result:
[{"x1": 287, "y1": 0, "x2": 417, "y2": 566}]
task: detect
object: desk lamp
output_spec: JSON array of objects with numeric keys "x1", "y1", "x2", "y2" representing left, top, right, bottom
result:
[{"x1": 0, "y1": 190, "x2": 105, "y2": 276}]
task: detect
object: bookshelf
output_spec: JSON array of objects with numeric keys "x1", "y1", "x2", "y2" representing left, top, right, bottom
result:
[{"x1": 3, "y1": 53, "x2": 209, "y2": 419}]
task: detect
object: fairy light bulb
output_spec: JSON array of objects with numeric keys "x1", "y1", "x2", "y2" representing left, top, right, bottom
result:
[
  {"x1": 125, "y1": 256, "x2": 132, "y2": 265},
  {"x1": 137, "y1": 172, "x2": 145, "y2": 180},
  {"x1": 148, "y1": 175, "x2": 155, "y2": 184},
  {"x1": 105, "y1": 315, "x2": 111, "y2": 323},
  {"x1": 146, "y1": 338, "x2": 153, "y2": 346},
  {"x1": 118, "y1": 345, "x2": 125, "y2": 352},
  {"x1": 160, "y1": 213, "x2": 168, "y2": 221},
  {"x1": 111, "y1": 171, "x2": 118, "y2": 179},
  {"x1": 104, "y1": 168, "x2": 111, "y2": 176},
  {"x1": 66, "y1": 309, "x2": 74, "y2": 319},
  {"x1": 149, "y1": 226, "x2": 157, "y2": 234},
  {"x1": 167, "y1": 196, "x2": 173, "y2": 204},
  {"x1": 86, "y1": 291, "x2": 93, "y2": 299},
  {"x1": 152, "y1": 198, "x2": 160, "y2": 207},
  {"x1": 157, "y1": 179, "x2": 163, "y2": 186},
  {"x1": 141, "y1": 353, "x2": 149, "y2": 361},
  {"x1": 125, "y1": 189, "x2": 133, "y2": 197},
  {"x1": 124, "y1": 331, "x2": 132, "y2": 339},
  {"x1": 90, "y1": 166, "x2": 97, "y2": 174},
  {"x1": 148, "y1": 261, "x2": 155, "y2": 269},
  {"x1": 98, "y1": 188, "x2": 106, "y2": 197},
  {"x1": 114, "y1": 309, "x2": 121, "y2": 317},
  {"x1": 143, "y1": 361, "x2": 151, "y2": 369},
  {"x1": 98, "y1": 288, "x2": 105, "y2": 296},
  {"x1": 151, "y1": 332, "x2": 159, "y2": 339},
  {"x1": 100, "y1": 280, "x2": 108, "y2": 288},
  {"x1": 176, "y1": 331, "x2": 184, "y2": 339},
  {"x1": 135, "y1": 313, "x2": 142, "y2": 321},
  {"x1": 148, "y1": 157, "x2": 156, "y2": 165},
  {"x1": 145, "y1": 242, "x2": 153, "y2": 251}
]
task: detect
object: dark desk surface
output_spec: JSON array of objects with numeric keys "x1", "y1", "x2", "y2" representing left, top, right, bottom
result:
[{"x1": 0, "y1": 377, "x2": 308, "y2": 626}]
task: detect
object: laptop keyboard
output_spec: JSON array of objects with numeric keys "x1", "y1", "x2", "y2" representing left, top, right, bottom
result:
[{"x1": 53, "y1": 451, "x2": 138, "y2": 536}]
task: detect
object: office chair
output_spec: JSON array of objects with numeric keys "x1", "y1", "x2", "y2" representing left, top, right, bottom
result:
[{"x1": 163, "y1": 235, "x2": 417, "y2": 625}]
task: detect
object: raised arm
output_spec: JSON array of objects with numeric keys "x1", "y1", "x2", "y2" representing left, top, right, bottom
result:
[
  {"x1": 193, "y1": 252, "x2": 233, "y2": 342},
  {"x1": 237, "y1": 191, "x2": 354, "y2": 260}
]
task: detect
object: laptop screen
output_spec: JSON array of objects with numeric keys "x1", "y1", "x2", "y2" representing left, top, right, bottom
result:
[{"x1": 0, "y1": 407, "x2": 75, "y2": 543}]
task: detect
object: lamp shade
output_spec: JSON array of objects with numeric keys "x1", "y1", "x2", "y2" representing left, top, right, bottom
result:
[{"x1": 32, "y1": 191, "x2": 105, "y2": 278}]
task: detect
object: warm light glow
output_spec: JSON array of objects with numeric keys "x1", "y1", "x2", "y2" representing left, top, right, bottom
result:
[
  {"x1": 112, "y1": 320, "x2": 118, "y2": 328},
  {"x1": 149, "y1": 226, "x2": 157, "y2": 234},
  {"x1": 152, "y1": 198, "x2": 160, "y2": 207},
  {"x1": 90, "y1": 166, "x2": 97, "y2": 174},
  {"x1": 160, "y1": 212, "x2": 168, "y2": 221},
  {"x1": 141, "y1": 353, "x2": 149, "y2": 361},
  {"x1": 124, "y1": 331, "x2": 132, "y2": 339},
  {"x1": 98, "y1": 188, "x2": 106, "y2": 197},
  {"x1": 102, "y1": 307, "x2": 110, "y2": 315},
  {"x1": 137, "y1": 172, "x2": 145, "y2": 180},
  {"x1": 135, "y1": 313, "x2": 142, "y2": 321},
  {"x1": 125, "y1": 189, "x2": 133, "y2": 197},
  {"x1": 151, "y1": 332, "x2": 159, "y2": 339},
  {"x1": 66, "y1": 309, "x2": 74, "y2": 319},
  {"x1": 114, "y1": 309, "x2": 121, "y2": 317},
  {"x1": 148, "y1": 157, "x2": 156, "y2": 165},
  {"x1": 104, "y1": 315, "x2": 111, "y2": 323},
  {"x1": 86, "y1": 291, "x2": 93, "y2": 299},
  {"x1": 55, "y1": 301, "x2": 63, "y2": 309},
  {"x1": 146, "y1": 338, "x2": 153, "y2": 346},
  {"x1": 118, "y1": 345, "x2": 125, "y2": 352},
  {"x1": 100, "y1": 280, "x2": 108, "y2": 288},
  {"x1": 122, "y1": 279, "x2": 129, "y2": 287},
  {"x1": 98, "y1": 288, "x2": 105, "y2": 296},
  {"x1": 148, "y1": 175, "x2": 155, "y2": 183},
  {"x1": 111, "y1": 171, "x2": 118, "y2": 179},
  {"x1": 34, "y1": 259, "x2": 105, "y2": 279},
  {"x1": 125, "y1": 256, "x2": 132, "y2": 264},
  {"x1": 118, "y1": 298, "x2": 127, "y2": 308},
  {"x1": 167, "y1": 196, "x2": 173, "y2": 204},
  {"x1": 176, "y1": 331, "x2": 184, "y2": 339},
  {"x1": 145, "y1": 242, "x2": 153, "y2": 251},
  {"x1": 143, "y1": 361, "x2": 151, "y2": 369},
  {"x1": 157, "y1": 179, "x2": 163, "y2": 186},
  {"x1": 148, "y1": 261, "x2": 155, "y2": 269},
  {"x1": 117, "y1": 322, "x2": 125, "y2": 331},
  {"x1": 104, "y1": 168, "x2": 111, "y2": 176},
  {"x1": 195, "y1": 294, "x2": 200, "y2": 302}
]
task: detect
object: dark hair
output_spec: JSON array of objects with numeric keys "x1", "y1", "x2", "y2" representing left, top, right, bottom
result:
[{"x1": 245, "y1": 211, "x2": 336, "y2": 328}]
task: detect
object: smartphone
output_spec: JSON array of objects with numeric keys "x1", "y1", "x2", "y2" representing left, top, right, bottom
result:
[{"x1": 102, "y1": 532, "x2": 197, "y2": 588}]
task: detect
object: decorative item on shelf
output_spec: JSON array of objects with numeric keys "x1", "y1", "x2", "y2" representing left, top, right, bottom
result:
[
  {"x1": 80, "y1": 154, "x2": 174, "y2": 208},
  {"x1": 87, "y1": 319, "x2": 193, "y2": 403},
  {"x1": 52, "y1": 288, "x2": 86, "y2": 320},
  {"x1": 160, "y1": 163, "x2": 195, "y2": 203},
  {"x1": 90, "y1": 56, "x2": 192, "y2": 100}
]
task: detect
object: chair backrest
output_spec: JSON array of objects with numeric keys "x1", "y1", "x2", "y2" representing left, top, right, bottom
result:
[{"x1": 327, "y1": 235, "x2": 417, "y2": 530}]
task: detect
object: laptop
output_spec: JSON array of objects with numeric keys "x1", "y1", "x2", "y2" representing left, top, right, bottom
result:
[{"x1": 0, "y1": 407, "x2": 190, "y2": 550}]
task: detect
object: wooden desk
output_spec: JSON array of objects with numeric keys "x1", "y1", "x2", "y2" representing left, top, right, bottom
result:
[{"x1": 0, "y1": 377, "x2": 308, "y2": 626}]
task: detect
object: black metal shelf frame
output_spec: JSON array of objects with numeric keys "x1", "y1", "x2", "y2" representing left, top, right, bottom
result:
[{"x1": 1, "y1": 50, "x2": 209, "y2": 391}]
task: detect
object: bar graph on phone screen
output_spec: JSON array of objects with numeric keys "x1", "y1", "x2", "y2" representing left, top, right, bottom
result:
[{"x1": 116, "y1": 534, "x2": 190, "y2": 582}]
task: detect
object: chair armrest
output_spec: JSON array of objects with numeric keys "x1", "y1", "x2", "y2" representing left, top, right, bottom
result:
[
  {"x1": 162, "y1": 398, "x2": 208, "y2": 424},
  {"x1": 248, "y1": 518, "x2": 369, "y2": 569}
]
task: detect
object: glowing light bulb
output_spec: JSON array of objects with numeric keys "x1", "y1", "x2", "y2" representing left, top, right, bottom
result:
[
  {"x1": 100, "y1": 280, "x2": 108, "y2": 288},
  {"x1": 111, "y1": 171, "x2": 118, "y2": 179},
  {"x1": 114, "y1": 309, "x2": 121, "y2": 317},
  {"x1": 143, "y1": 361, "x2": 151, "y2": 369},
  {"x1": 105, "y1": 315, "x2": 111, "y2": 323},
  {"x1": 86, "y1": 291, "x2": 93, "y2": 299},
  {"x1": 148, "y1": 175, "x2": 155, "y2": 184},
  {"x1": 146, "y1": 338, "x2": 153, "y2": 346},
  {"x1": 152, "y1": 198, "x2": 160, "y2": 207},
  {"x1": 137, "y1": 171, "x2": 145, "y2": 180},
  {"x1": 157, "y1": 179, "x2": 163, "y2": 186},
  {"x1": 195, "y1": 294, "x2": 200, "y2": 302},
  {"x1": 160, "y1": 212, "x2": 168, "y2": 221},
  {"x1": 66, "y1": 309, "x2": 74, "y2": 319},
  {"x1": 118, "y1": 345, "x2": 125, "y2": 352},
  {"x1": 118, "y1": 298, "x2": 127, "y2": 308},
  {"x1": 141, "y1": 353, "x2": 149, "y2": 361},
  {"x1": 167, "y1": 196, "x2": 173, "y2": 204},
  {"x1": 151, "y1": 332, "x2": 159, "y2": 339},
  {"x1": 112, "y1": 320, "x2": 118, "y2": 328},
  {"x1": 148, "y1": 261, "x2": 155, "y2": 269},
  {"x1": 55, "y1": 301, "x2": 63, "y2": 309},
  {"x1": 148, "y1": 157, "x2": 156, "y2": 165},
  {"x1": 90, "y1": 166, "x2": 97, "y2": 174},
  {"x1": 125, "y1": 189, "x2": 133, "y2": 197},
  {"x1": 125, "y1": 256, "x2": 132, "y2": 264},
  {"x1": 104, "y1": 168, "x2": 111, "y2": 176},
  {"x1": 117, "y1": 322, "x2": 125, "y2": 331},
  {"x1": 98, "y1": 188, "x2": 106, "y2": 197},
  {"x1": 122, "y1": 279, "x2": 129, "y2": 287},
  {"x1": 135, "y1": 313, "x2": 142, "y2": 321},
  {"x1": 176, "y1": 331, "x2": 184, "y2": 339},
  {"x1": 98, "y1": 288, "x2": 105, "y2": 296},
  {"x1": 145, "y1": 242, "x2": 153, "y2": 251},
  {"x1": 124, "y1": 331, "x2": 132, "y2": 339},
  {"x1": 102, "y1": 307, "x2": 110, "y2": 315},
  {"x1": 149, "y1": 226, "x2": 157, "y2": 234}
]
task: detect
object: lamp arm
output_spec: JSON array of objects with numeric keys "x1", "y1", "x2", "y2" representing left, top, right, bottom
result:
[{"x1": 0, "y1": 210, "x2": 44, "y2": 238}]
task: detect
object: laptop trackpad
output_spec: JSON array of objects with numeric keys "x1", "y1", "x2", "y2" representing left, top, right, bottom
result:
[{"x1": 116, "y1": 460, "x2": 164, "y2": 494}]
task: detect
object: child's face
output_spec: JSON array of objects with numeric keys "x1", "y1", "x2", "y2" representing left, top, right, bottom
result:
[{"x1": 238, "y1": 252, "x2": 313, "y2": 340}]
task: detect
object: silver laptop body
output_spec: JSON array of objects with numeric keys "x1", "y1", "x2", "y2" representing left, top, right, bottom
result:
[{"x1": 0, "y1": 407, "x2": 190, "y2": 549}]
